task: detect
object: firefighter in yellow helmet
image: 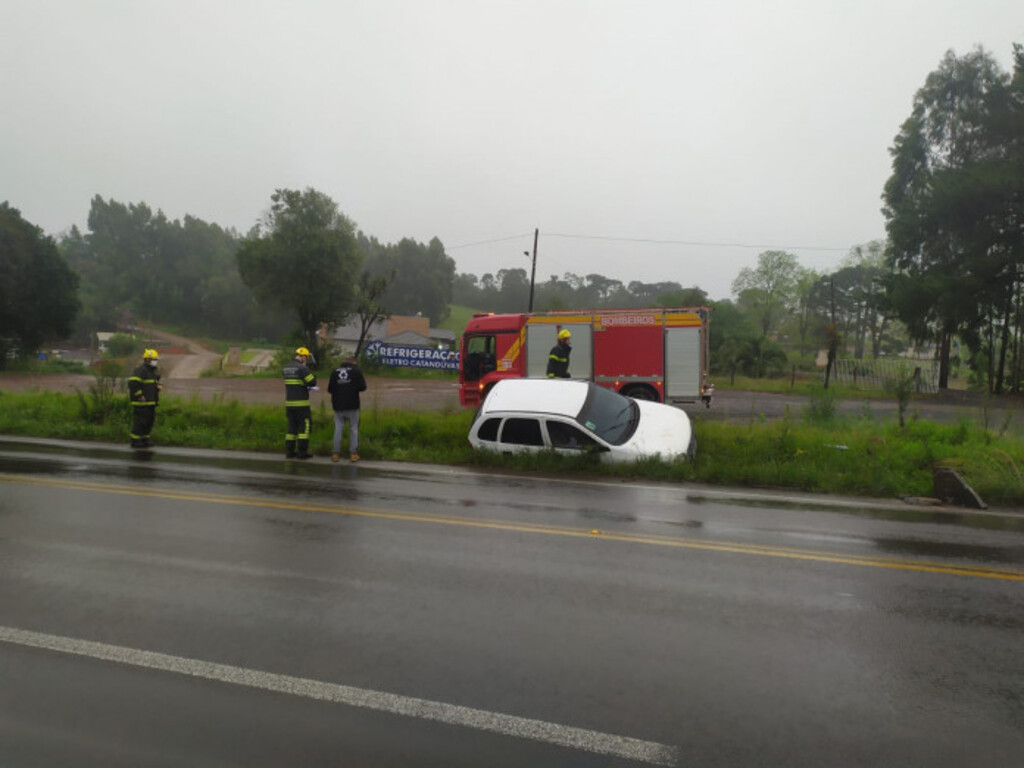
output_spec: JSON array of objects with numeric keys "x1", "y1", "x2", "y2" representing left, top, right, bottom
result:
[
  {"x1": 128, "y1": 348, "x2": 162, "y2": 448},
  {"x1": 546, "y1": 329, "x2": 572, "y2": 378},
  {"x1": 283, "y1": 346, "x2": 317, "y2": 459}
]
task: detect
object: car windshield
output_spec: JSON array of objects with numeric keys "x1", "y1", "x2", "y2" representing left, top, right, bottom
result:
[{"x1": 576, "y1": 385, "x2": 640, "y2": 445}]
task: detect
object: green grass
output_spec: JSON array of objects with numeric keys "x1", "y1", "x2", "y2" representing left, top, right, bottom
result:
[
  {"x1": 714, "y1": 374, "x2": 891, "y2": 399},
  {"x1": 439, "y1": 304, "x2": 483, "y2": 336},
  {"x1": 356, "y1": 363, "x2": 457, "y2": 381},
  {"x1": 1, "y1": 358, "x2": 89, "y2": 375},
  {"x1": 3, "y1": 388, "x2": 1024, "y2": 508},
  {"x1": 713, "y1": 372, "x2": 976, "y2": 399}
]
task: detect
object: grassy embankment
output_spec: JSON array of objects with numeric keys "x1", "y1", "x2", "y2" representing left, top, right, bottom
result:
[{"x1": 2, "y1": 377, "x2": 1024, "y2": 508}]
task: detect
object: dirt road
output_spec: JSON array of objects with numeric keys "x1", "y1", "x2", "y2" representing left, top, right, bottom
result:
[{"x1": 135, "y1": 325, "x2": 222, "y2": 380}]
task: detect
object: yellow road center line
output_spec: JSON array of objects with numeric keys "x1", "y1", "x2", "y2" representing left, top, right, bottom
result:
[{"x1": 3, "y1": 473, "x2": 1023, "y2": 582}]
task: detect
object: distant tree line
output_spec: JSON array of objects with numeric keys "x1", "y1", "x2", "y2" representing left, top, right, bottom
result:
[
  {"x1": 448, "y1": 244, "x2": 905, "y2": 384},
  {"x1": 2, "y1": 46, "x2": 1019, "y2": 391},
  {"x1": 2, "y1": 192, "x2": 455, "y2": 360},
  {"x1": 60, "y1": 195, "x2": 272, "y2": 342},
  {"x1": 452, "y1": 270, "x2": 708, "y2": 314}
]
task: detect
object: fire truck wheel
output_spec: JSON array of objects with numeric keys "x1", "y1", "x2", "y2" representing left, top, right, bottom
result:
[{"x1": 621, "y1": 385, "x2": 659, "y2": 402}]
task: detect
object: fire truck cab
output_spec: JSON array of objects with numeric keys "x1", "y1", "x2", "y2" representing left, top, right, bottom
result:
[{"x1": 459, "y1": 307, "x2": 713, "y2": 408}]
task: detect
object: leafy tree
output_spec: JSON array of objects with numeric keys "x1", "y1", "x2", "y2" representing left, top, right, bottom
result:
[
  {"x1": 0, "y1": 203, "x2": 80, "y2": 366},
  {"x1": 351, "y1": 269, "x2": 396, "y2": 357},
  {"x1": 706, "y1": 299, "x2": 759, "y2": 378},
  {"x1": 787, "y1": 267, "x2": 820, "y2": 361},
  {"x1": 58, "y1": 224, "x2": 115, "y2": 341},
  {"x1": 104, "y1": 332, "x2": 139, "y2": 358},
  {"x1": 363, "y1": 236, "x2": 455, "y2": 324},
  {"x1": 496, "y1": 268, "x2": 529, "y2": 312},
  {"x1": 1000, "y1": 45, "x2": 1024, "y2": 391},
  {"x1": 809, "y1": 258, "x2": 890, "y2": 361},
  {"x1": 837, "y1": 242, "x2": 892, "y2": 359},
  {"x1": 583, "y1": 274, "x2": 624, "y2": 305},
  {"x1": 732, "y1": 250, "x2": 800, "y2": 337},
  {"x1": 656, "y1": 286, "x2": 709, "y2": 307},
  {"x1": 628, "y1": 280, "x2": 684, "y2": 307},
  {"x1": 64, "y1": 196, "x2": 272, "y2": 341},
  {"x1": 534, "y1": 274, "x2": 576, "y2": 311},
  {"x1": 475, "y1": 272, "x2": 502, "y2": 310},
  {"x1": 882, "y1": 46, "x2": 1012, "y2": 390},
  {"x1": 716, "y1": 337, "x2": 748, "y2": 385},
  {"x1": 450, "y1": 270, "x2": 711, "y2": 315},
  {"x1": 703, "y1": 298, "x2": 786, "y2": 380},
  {"x1": 737, "y1": 336, "x2": 790, "y2": 378},
  {"x1": 237, "y1": 188, "x2": 362, "y2": 357},
  {"x1": 452, "y1": 273, "x2": 481, "y2": 308}
]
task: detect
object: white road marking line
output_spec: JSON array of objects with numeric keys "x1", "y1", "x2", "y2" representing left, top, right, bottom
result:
[{"x1": 0, "y1": 625, "x2": 678, "y2": 766}]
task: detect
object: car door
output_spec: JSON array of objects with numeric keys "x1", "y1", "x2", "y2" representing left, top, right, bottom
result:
[{"x1": 543, "y1": 418, "x2": 610, "y2": 457}]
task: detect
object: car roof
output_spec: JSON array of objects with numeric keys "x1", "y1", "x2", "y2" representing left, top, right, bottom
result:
[{"x1": 483, "y1": 378, "x2": 591, "y2": 417}]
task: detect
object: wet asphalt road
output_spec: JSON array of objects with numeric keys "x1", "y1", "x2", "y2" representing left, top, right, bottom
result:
[{"x1": 1, "y1": 437, "x2": 1023, "y2": 767}]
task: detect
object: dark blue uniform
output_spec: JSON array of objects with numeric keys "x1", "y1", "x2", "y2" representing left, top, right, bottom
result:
[
  {"x1": 128, "y1": 362, "x2": 160, "y2": 447},
  {"x1": 283, "y1": 357, "x2": 316, "y2": 458},
  {"x1": 546, "y1": 341, "x2": 571, "y2": 378}
]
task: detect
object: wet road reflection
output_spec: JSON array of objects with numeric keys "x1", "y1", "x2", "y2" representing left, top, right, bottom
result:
[{"x1": 1, "y1": 436, "x2": 1023, "y2": 766}]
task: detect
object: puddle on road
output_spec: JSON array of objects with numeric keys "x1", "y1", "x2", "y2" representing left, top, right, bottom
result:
[
  {"x1": 872, "y1": 536, "x2": 1024, "y2": 566},
  {"x1": 685, "y1": 494, "x2": 1024, "y2": 533}
]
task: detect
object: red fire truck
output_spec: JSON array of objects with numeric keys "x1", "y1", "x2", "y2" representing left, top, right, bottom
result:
[{"x1": 458, "y1": 307, "x2": 713, "y2": 407}]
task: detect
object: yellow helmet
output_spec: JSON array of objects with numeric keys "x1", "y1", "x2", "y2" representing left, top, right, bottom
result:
[
  {"x1": 295, "y1": 347, "x2": 311, "y2": 357},
  {"x1": 557, "y1": 329, "x2": 571, "y2": 340},
  {"x1": 143, "y1": 348, "x2": 159, "y2": 360}
]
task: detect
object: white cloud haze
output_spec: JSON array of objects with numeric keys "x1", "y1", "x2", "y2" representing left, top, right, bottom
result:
[{"x1": 3, "y1": 0, "x2": 1022, "y2": 299}]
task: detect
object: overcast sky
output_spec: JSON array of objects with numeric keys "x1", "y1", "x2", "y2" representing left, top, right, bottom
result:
[{"x1": 4, "y1": 1, "x2": 1022, "y2": 300}]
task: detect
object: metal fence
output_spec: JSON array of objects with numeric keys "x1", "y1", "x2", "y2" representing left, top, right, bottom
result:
[{"x1": 831, "y1": 358, "x2": 939, "y2": 393}]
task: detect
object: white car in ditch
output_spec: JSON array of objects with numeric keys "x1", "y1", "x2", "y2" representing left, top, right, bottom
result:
[{"x1": 468, "y1": 378, "x2": 695, "y2": 463}]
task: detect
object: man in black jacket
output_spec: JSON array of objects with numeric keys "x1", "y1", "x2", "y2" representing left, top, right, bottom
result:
[
  {"x1": 328, "y1": 355, "x2": 367, "y2": 462},
  {"x1": 128, "y1": 348, "x2": 161, "y2": 448},
  {"x1": 283, "y1": 347, "x2": 317, "y2": 459}
]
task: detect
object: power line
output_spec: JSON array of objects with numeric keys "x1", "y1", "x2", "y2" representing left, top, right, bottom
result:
[
  {"x1": 447, "y1": 233, "x2": 534, "y2": 250},
  {"x1": 545, "y1": 232, "x2": 852, "y2": 252},
  {"x1": 447, "y1": 231, "x2": 857, "y2": 253}
]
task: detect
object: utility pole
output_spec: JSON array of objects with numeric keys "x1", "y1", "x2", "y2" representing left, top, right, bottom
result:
[{"x1": 528, "y1": 228, "x2": 538, "y2": 312}]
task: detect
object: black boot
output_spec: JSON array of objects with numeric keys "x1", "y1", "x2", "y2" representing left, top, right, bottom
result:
[
  {"x1": 296, "y1": 439, "x2": 313, "y2": 460},
  {"x1": 285, "y1": 439, "x2": 297, "y2": 459}
]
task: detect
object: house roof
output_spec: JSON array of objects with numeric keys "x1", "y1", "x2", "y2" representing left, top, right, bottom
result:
[
  {"x1": 330, "y1": 318, "x2": 386, "y2": 342},
  {"x1": 329, "y1": 317, "x2": 455, "y2": 346},
  {"x1": 385, "y1": 330, "x2": 432, "y2": 346}
]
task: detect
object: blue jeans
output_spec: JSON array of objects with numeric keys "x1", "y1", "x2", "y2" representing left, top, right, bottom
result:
[{"x1": 332, "y1": 409, "x2": 360, "y2": 453}]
